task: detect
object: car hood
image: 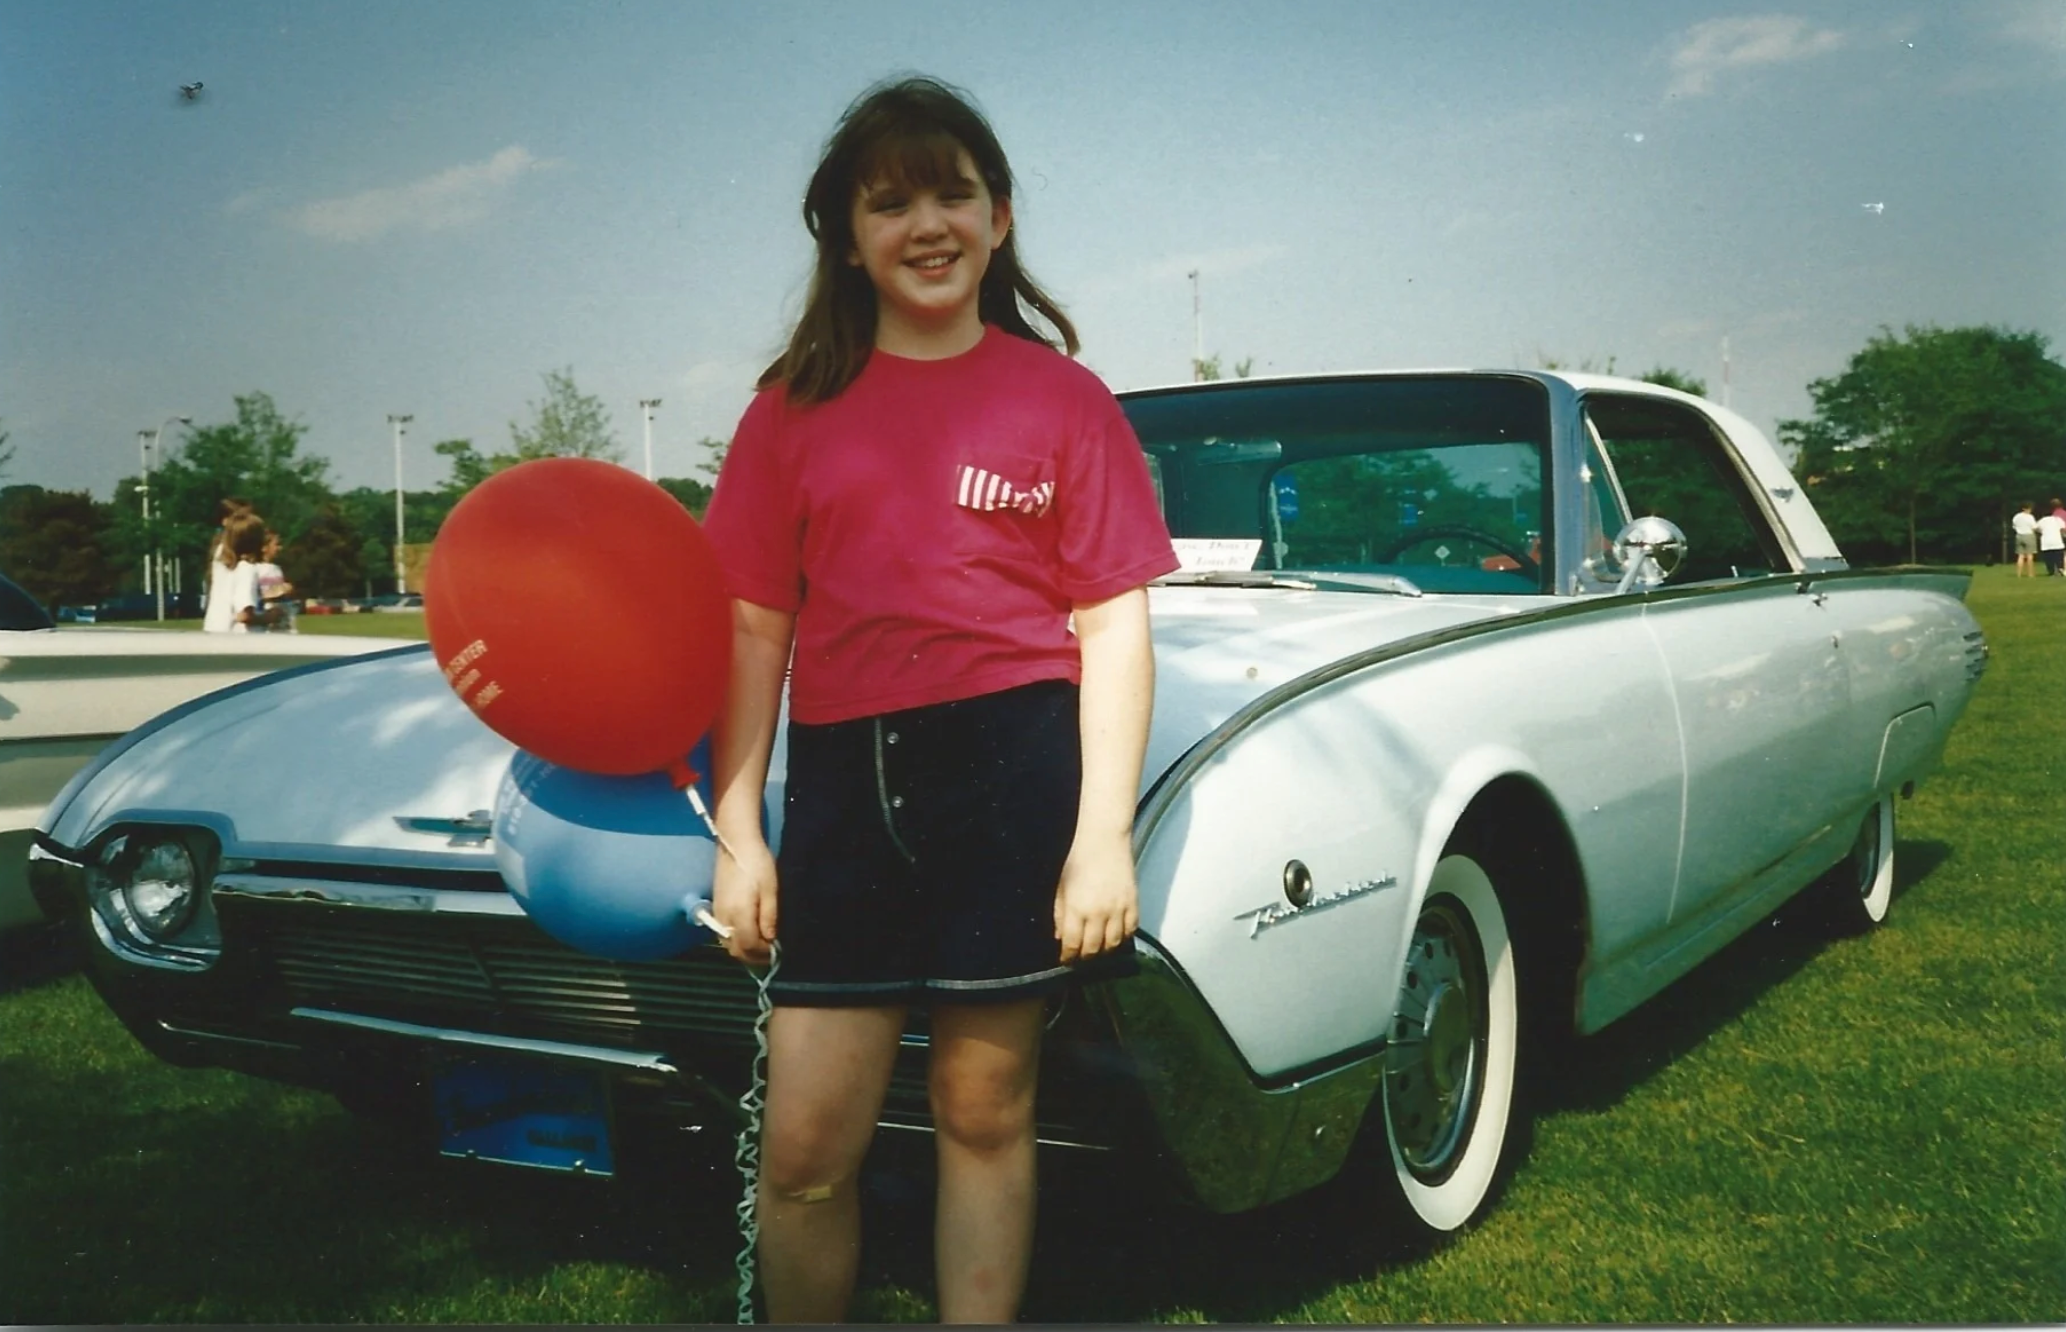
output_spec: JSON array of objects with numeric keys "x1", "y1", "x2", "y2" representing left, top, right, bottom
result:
[{"x1": 43, "y1": 589, "x2": 1526, "y2": 868}]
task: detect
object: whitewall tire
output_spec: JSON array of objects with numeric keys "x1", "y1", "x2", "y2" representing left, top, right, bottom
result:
[
  {"x1": 1378, "y1": 851, "x2": 1520, "y2": 1237},
  {"x1": 1827, "y1": 794, "x2": 1896, "y2": 930}
]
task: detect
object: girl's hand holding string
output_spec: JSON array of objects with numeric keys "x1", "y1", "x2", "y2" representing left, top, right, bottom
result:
[
  {"x1": 712, "y1": 832, "x2": 779, "y2": 966},
  {"x1": 1054, "y1": 828, "x2": 1140, "y2": 962}
]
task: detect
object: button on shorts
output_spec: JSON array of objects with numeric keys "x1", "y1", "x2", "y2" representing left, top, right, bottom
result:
[{"x1": 768, "y1": 678, "x2": 1137, "y2": 1007}]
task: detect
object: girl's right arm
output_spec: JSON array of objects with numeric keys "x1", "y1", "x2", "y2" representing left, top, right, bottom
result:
[{"x1": 710, "y1": 597, "x2": 796, "y2": 964}]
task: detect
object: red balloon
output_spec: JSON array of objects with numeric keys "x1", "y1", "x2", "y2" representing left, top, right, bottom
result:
[{"x1": 424, "y1": 457, "x2": 731, "y2": 778}]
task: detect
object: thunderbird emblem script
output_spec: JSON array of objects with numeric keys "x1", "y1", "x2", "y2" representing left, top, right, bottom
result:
[{"x1": 1235, "y1": 874, "x2": 1396, "y2": 938}]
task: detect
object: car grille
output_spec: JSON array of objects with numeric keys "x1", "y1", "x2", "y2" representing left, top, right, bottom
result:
[
  {"x1": 240, "y1": 902, "x2": 764, "y2": 1048},
  {"x1": 221, "y1": 897, "x2": 1130, "y2": 1146}
]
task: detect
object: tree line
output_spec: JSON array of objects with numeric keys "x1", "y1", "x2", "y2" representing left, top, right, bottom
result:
[
  {"x1": 0, "y1": 370, "x2": 727, "y2": 613},
  {"x1": 4, "y1": 326, "x2": 2062, "y2": 613}
]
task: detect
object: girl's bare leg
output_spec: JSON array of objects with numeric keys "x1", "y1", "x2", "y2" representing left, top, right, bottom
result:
[
  {"x1": 757, "y1": 1004, "x2": 906, "y2": 1324},
  {"x1": 928, "y1": 998, "x2": 1045, "y2": 1324}
]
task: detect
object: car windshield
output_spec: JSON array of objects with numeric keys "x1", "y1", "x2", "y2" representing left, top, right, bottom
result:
[{"x1": 1124, "y1": 376, "x2": 1553, "y2": 595}]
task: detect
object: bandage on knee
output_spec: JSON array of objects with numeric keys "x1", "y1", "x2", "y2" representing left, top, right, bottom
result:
[{"x1": 780, "y1": 1182, "x2": 837, "y2": 1204}]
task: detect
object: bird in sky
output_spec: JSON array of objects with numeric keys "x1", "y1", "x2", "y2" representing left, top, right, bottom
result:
[{"x1": 178, "y1": 81, "x2": 204, "y2": 101}]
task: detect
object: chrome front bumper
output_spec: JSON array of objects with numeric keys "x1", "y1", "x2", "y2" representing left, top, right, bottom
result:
[{"x1": 33, "y1": 838, "x2": 1383, "y2": 1212}]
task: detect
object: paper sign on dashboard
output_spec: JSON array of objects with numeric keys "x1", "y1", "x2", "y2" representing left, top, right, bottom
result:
[{"x1": 1171, "y1": 539, "x2": 1261, "y2": 573}]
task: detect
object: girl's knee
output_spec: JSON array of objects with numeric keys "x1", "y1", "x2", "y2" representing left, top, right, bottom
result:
[
  {"x1": 759, "y1": 1125, "x2": 867, "y2": 1199},
  {"x1": 930, "y1": 1074, "x2": 1036, "y2": 1154}
]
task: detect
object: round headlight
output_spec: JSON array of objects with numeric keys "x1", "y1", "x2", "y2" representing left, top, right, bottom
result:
[{"x1": 123, "y1": 839, "x2": 199, "y2": 939}]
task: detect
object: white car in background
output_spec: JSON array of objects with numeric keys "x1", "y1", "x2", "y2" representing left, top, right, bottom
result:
[{"x1": 0, "y1": 574, "x2": 416, "y2": 932}]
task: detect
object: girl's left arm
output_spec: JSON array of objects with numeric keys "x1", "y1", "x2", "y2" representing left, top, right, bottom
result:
[{"x1": 1056, "y1": 585, "x2": 1154, "y2": 962}]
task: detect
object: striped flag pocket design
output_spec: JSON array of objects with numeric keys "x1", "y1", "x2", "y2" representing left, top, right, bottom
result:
[{"x1": 956, "y1": 465, "x2": 1054, "y2": 518}]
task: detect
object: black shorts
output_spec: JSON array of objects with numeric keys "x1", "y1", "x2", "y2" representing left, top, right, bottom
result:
[{"x1": 769, "y1": 679, "x2": 1137, "y2": 1007}]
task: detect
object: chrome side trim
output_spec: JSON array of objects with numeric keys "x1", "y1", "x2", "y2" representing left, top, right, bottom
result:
[
  {"x1": 1102, "y1": 934, "x2": 1379, "y2": 1212},
  {"x1": 213, "y1": 874, "x2": 524, "y2": 916},
  {"x1": 289, "y1": 1007, "x2": 680, "y2": 1073},
  {"x1": 1132, "y1": 565, "x2": 1976, "y2": 854}
]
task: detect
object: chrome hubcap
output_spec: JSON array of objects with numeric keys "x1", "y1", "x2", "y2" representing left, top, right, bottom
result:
[{"x1": 1384, "y1": 900, "x2": 1485, "y2": 1178}]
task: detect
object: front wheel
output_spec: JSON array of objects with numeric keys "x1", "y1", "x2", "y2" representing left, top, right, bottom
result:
[{"x1": 1373, "y1": 851, "x2": 1521, "y2": 1238}]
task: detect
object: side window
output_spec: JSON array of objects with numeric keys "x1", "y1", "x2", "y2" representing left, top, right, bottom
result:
[{"x1": 1584, "y1": 395, "x2": 1788, "y2": 582}]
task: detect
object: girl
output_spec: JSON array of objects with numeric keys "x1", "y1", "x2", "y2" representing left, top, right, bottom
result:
[
  {"x1": 202, "y1": 497, "x2": 255, "y2": 632},
  {"x1": 205, "y1": 512, "x2": 266, "y2": 633},
  {"x1": 703, "y1": 76, "x2": 1177, "y2": 1324}
]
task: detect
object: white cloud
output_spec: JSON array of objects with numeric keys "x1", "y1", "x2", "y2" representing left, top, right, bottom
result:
[
  {"x1": 1666, "y1": 15, "x2": 1847, "y2": 97},
  {"x1": 285, "y1": 146, "x2": 560, "y2": 243}
]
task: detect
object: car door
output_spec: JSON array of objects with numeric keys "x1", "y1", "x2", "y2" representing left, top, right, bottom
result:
[{"x1": 1585, "y1": 392, "x2": 1853, "y2": 927}]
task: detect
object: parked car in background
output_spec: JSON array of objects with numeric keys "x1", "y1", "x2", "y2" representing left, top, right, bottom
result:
[
  {"x1": 58, "y1": 591, "x2": 205, "y2": 623},
  {"x1": 0, "y1": 574, "x2": 417, "y2": 933},
  {"x1": 26, "y1": 372, "x2": 1985, "y2": 1245},
  {"x1": 348, "y1": 593, "x2": 420, "y2": 613}
]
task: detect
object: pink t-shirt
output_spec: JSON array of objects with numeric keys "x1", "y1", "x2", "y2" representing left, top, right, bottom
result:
[{"x1": 704, "y1": 327, "x2": 1178, "y2": 724}]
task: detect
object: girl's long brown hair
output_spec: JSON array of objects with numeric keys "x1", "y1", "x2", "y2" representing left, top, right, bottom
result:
[{"x1": 760, "y1": 75, "x2": 1078, "y2": 405}]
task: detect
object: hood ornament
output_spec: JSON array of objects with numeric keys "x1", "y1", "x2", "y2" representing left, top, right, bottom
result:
[{"x1": 394, "y1": 811, "x2": 493, "y2": 848}]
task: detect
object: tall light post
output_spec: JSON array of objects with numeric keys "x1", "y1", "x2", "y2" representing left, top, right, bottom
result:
[
  {"x1": 639, "y1": 398, "x2": 662, "y2": 480},
  {"x1": 139, "y1": 414, "x2": 191, "y2": 620},
  {"x1": 389, "y1": 413, "x2": 413, "y2": 593}
]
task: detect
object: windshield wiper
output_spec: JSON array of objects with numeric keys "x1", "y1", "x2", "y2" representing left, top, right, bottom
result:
[
  {"x1": 1156, "y1": 570, "x2": 1315, "y2": 590},
  {"x1": 1153, "y1": 570, "x2": 1424, "y2": 597}
]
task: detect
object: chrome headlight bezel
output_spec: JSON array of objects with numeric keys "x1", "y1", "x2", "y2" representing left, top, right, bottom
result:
[{"x1": 85, "y1": 826, "x2": 224, "y2": 969}]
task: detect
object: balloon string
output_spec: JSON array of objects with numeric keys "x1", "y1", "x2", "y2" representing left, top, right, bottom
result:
[
  {"x1": 682, "y1": 784, "x2": 746, "y2": 868},
  {"x1": 733, "y1": 943, "x2": 778, "y2": 1323}
]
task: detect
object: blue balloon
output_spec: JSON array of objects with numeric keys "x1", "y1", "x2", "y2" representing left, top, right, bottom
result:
[{"x1": 492, "y1": 740, "x2": 720, "y2": 961}]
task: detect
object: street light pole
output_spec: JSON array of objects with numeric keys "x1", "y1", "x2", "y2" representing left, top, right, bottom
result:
[
  {"x1": 389, "y1": 413, "x2": 413, "y2": 593},
  {"x1": 639, "y1": 398, "x2": 662, "y2": 480},
  {"x1": 141, "y1": 414, "x2": 191, "y2": 620},
  {"x1": 136, "y1": 431, "x2": 153, "y2": 602}
]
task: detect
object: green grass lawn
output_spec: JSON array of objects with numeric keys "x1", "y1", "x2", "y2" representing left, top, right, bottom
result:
[
  {"x1": 2, "y1": 569, "x2": 2059, "y2": 1323},
  {"x1": 288, "y1": 610, "x2": 430, "y2": 639}
]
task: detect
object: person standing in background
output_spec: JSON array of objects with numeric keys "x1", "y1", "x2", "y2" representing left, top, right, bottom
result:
[
  {"x1": 2011, "y1": 503, "x2": 2038, "y2": 577},
  {"x1": 204, "y1": 512, "x2": 267, "y2": 632},
  {"x1": 202, "y1": 497, "x2": 256, "y2": 632},
  {"x1": 2036, "y1": 500, "x2": 2066, "y2": 578},
  {"x1": 254, "y1": 529, "x2": 296, "y2": 631}
]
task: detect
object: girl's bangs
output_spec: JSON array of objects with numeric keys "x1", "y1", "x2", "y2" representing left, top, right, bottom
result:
[{"x1": 852, "y1": 126, "x2": 978, "y2": 195}]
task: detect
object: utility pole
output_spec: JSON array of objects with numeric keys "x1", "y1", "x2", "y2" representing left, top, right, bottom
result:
[
  {"x1": 137, "y1": 431, "x2": 153, "y2": 602},
  {"x1": 1721, "y1": 335, "x2": 1732, "y2": 409},
  {"x1": 140, "y1": 414, "x2": 190, "y2": 619},
  {"x1": 640, "y1": 398, "x2": 662, "y2": 480},
  {"x1": 389, "y1": 413, "x2": 413, "y2": 593}
]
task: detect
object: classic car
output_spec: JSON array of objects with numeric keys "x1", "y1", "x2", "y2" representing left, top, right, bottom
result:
[
  {"x1": 26, "y1": 371, "x2": 1986, "y2": 1242},
  {"x1": 0, "y1": 574, "x2": 417, "y2": 932}
]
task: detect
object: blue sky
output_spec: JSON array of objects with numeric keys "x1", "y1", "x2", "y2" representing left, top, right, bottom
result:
[{"x1": 4, "y1": 0, "x2": 2061, "y2": 501}]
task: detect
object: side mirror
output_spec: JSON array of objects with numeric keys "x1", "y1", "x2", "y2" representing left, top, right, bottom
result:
[{"x1": 1613, "y1": 516, "x2": 1688, "y2": 593}]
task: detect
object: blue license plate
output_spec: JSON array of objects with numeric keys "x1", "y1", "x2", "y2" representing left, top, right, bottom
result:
[{"x1": 432, "y1": 1056, "x2": 615, "y2": 1176}]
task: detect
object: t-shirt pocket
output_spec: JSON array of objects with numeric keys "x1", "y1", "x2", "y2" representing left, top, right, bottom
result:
[{"x1": 950, "y1": 449, "x2": 1056, "y2": 559}]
